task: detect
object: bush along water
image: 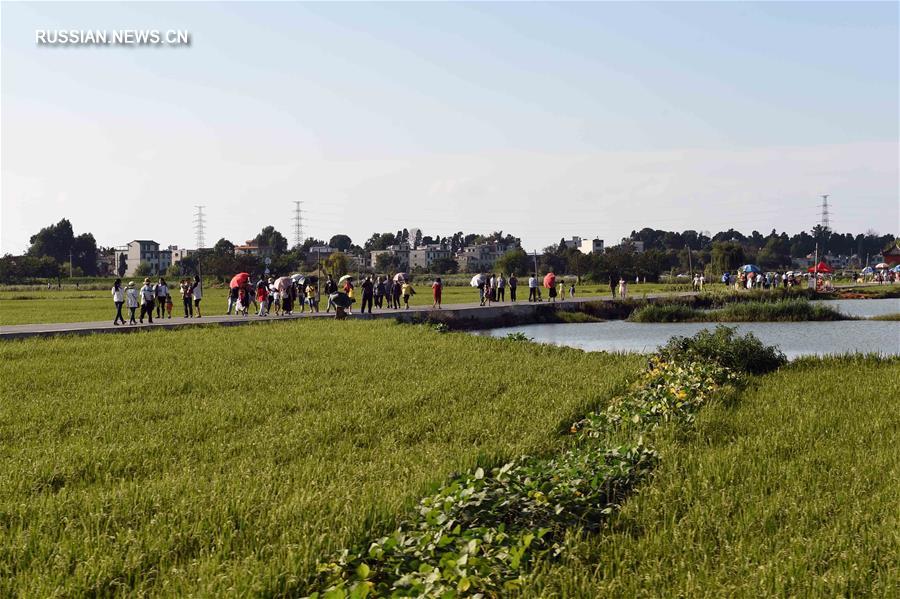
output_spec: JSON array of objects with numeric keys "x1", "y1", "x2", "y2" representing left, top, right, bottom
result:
[{"x1": 309, "y1": 327, "x2": 779, "y2": 598}]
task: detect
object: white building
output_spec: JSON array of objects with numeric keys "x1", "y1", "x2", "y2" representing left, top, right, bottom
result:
[
  {"x1": 114, "y1": 240, "x2": 172, "y2": 276},
  {"x1": 579, "y1": 238, "x2": 604, "y2": 254}
]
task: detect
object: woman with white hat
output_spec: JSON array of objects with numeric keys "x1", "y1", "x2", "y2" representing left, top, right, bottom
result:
[{"x1": 125, "y1": 282, "x2": 139, "y2": 324}]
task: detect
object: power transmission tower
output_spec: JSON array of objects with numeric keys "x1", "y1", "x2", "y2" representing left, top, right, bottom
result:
[
  {"x1": 293, "y1": 201, "x2": 304, "y2": 248},
  {"x1": 820, "y1": 195, "x2": 831, "y2": 233},
  {"x1": 819, "y1": 194, "x2": 831, "y2": 256},
  {"x1": 194, "y1": 205, "x2": 206, "y2": 249}
]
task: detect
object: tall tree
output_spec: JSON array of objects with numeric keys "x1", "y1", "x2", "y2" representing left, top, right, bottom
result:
[
  {"x1": 254, "y1": 226, "x2": 288, "y2": 255},
  {"x1": 213, "y1": 238, "x2": 235, "y2": 256},
  {"x1": 329, "y1": 234, "x2": 353, "y2": 252}
]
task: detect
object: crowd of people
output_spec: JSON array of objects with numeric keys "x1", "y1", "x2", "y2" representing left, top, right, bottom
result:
[{"x1": 111, "y1": 276, "x2": 203, "y2": 325}]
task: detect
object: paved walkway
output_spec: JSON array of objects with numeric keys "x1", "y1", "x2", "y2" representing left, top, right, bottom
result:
[{"x1": 0, "y1": 293, "x2": 694, "y2": 340}]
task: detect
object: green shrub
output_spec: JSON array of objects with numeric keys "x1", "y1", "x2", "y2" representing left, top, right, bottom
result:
[
  {"x1": 628, "y1": 304, "x2": 701, "y2": 322},
  {"x1": 658, "y1": 325, "x2": 786, "y2": 375}
]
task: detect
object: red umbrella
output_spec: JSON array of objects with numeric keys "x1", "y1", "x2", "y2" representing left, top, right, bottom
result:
[
  {"x1": 543, "y1": 272, "x2": 556, "y2": 288},
  {"x1": 230, "y1": 272, "x2": 250, "y2": 288},
  {"x1": 807, "y1": 262, "x2": 833, "y2": 274}
]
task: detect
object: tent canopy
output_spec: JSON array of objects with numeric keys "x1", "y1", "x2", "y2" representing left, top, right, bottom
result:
[{"x1": 807, "y1": 262, "x2": 833, "y2": 274}]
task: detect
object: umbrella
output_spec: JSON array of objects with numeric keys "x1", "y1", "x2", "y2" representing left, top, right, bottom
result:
[
  {"x1": 274, "y1": 276, "x2": 293, "y2": 293},
  {"x1": 892, "y1": 265, "x2": 900, "y2": 273},
  {"x1": 861, "y1": 266, "x2": 874, "y2": 274},
  {"x1": 338, "y1": 274, "x2": 353, "y2": 285},
  {"x1": 230, "y1": 272, "x2": 250, "y2": 288},
  {"x1": 291, "y1": 273, "x2": 305, "y2": 284},
  {"x1": 543, "y1": 272, "x2": 556, "y2": 288},
  {"x1": 329, "y1": 292, "x2": 354, "y2": 309},
  {"x1": 393, "y1": 272, "x2": 409, "y2": 283},
  {"x1": 875, "y1": 262, "x2": 889, "y2": 269},
  {"x1": 740, "y1": 264, "x2": 762, "y2": 274},
  {"x1": 305, "y1": 275, "x2": 319, "y2": 284},
  {"x1": 470, "y1": 274, "x2": 485, "y2": 287}
]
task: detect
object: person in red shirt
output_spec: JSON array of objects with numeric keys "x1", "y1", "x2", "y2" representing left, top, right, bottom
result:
[{"x1": 432, "y1": 277, "x2": 443, "y2": 309}]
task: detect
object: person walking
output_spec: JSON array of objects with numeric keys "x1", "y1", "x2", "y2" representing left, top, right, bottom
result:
[
  {"x1": 618, "y1": 277, "x2": 627, "y2": 299},
  {"x1": 180, "y1": 278, "x2": 193, "y2": 318},
  {"x1": 191, "y1": 275, "x2": 203, "y2": 317},
  {"x1": 374, "y1": 276, "x2": 386, "y2": 309},
  {"x1": 391, "y1": 278, "x2": 402, "y2": 310},
  {"x1": 111, "y1": 278, "x2": 126, "y2": 325},
  {"x1": 509, "y1": 274, "x2": 518, "y2": 302},
  {"x1": 528, "y1": 275, "x2": 538, "y2": 302},
  {"x1": 256, "y1": 280, "x2": 269, "y2": 316},
  {"x1": 324, "y1": 275, "x2": 338, "y2": 312},
  {"x1": 569, "y1": 281, "x2": 576, "y2": 299},
  {"x1": 497, "y1": 274, "x2": 506, "y2": 301},
  {"x1": 155, "y1": 277, "x2": 169, "y2": 319},
  {"x1": 432, "y1": 277, "x2": 443, "y2": 309},
  {"x1": 610, "y1": 276, "x2": 617, "y2": 298},
  {"x1": 361, "y1": 275, "x2": 374, "y2": 314},
  {"x1": 165, "y1": 293, "x2": 174, "y2": 318},
  {"x1": 125, "y1": 281, "x2": 139, "y2": 324},
  {"x1": 401, "y1": 280, "x2": 416, "y2": 309},
  {"x1": 139, "y1": 278, "x2": 155, "y2": 323},
  {"x1": 306, "y1": 283, "x2": 319, "y2": 312},
  {"x1": 226, "y1": 285, "x2": 238, "y2": 315},
  {"x1": 489, "y1": 274, "x2": 497, "y2": 302}
]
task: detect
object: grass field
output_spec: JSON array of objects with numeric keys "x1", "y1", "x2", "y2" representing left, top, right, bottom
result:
[
  {"x1": 628, "y1": 298, "x2": 848, "y2": 322},
  {"x1": 0, "y1": 320, "x2": 643, "y2": 596},
  {"x1": 0, "y1": 282, "x2": 684, "y2": 326},
  {"x1": 526, "y1": 355, "x2": 900, "y2": 597}
]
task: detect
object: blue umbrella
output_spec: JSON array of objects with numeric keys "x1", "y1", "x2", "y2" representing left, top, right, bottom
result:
[
  {"x1": 891, "y1": 265, "x2": 900, "y2": 273},
  {"x1": 861, "y1": 266, "x2": 874, "y2": 274},
  {"x1": 740, "y1": 264, "x2": 762, "y2": 273}
]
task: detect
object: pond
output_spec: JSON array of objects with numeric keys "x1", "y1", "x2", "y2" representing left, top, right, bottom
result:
[
  {"x1": 815, "y1": 298, "x2": 900, "y2": 318},
  {"x1": 475, "y1": 320, "x2": 900, "y2": 359}
]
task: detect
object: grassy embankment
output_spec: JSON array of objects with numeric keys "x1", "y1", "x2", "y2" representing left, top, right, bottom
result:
[
  {"x1": 0, "y1": 320, "x2": 643, "y2": 597},
  {"x1": 527, "y1": 355, "x2": 900, "y2": 597},
  {"x1": 628, "y1": 298, "x2": 848, "y2": 323}
]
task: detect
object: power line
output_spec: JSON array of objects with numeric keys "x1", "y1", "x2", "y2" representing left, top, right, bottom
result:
[
  {"x1": 820, "y1": 194, "x2": 831, "y2": 233},
  {"x1": 293, "y1": 201, "x2": 304, "y2": 248},
  {"x1": 194, "y1": 205, "x2": 206, "y2": 249}
]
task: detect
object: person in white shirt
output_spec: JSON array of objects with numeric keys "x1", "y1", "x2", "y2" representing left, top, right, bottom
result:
[
  {"x1": 528, "y1": 275, "x2": 538, "y2": 302},
  {"x1": 155, "y1": 277, "x2": 169, "y2": 319},
  {"x1": 111, "y1": 279, "x2": 126, "y2": 325},
  {"x1": 125, "y1": 282, "x2": 139, "y2": 324},
  {"x1": 191, "y1": 275, "x2": 203, "y2": 317},
  {"x1": 139, "y1": 278, "x2": 156, "y2": 323}
]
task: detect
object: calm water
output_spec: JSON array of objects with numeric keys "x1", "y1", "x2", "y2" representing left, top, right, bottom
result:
[
  {"x1": 815, "y1": 298, "x2": 900, "y2": 318},
  {"x1": 476, "y1": 320, "x2": 900, "y2": 358}
]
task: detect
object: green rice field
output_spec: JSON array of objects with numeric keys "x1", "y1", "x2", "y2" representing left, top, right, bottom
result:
[
  {"x1": 526, "y1": 355, "x2": 900, "y2": 597},
  {"x1": 0, "y1": 320, "x2": 642, "y2": 596}
]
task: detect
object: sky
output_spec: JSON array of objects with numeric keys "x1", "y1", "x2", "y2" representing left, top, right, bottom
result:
[{"x1": 2, "y1": 1, "x2": 898, "y2": 254}]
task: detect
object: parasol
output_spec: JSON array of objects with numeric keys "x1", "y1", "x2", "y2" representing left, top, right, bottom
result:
[
  {"x1": 329, "y1": 292, "x2": 354, "y2": 309},
  {"x1": 274, "y1": 276, "x2": 293, "y2": 293},
  {"x1": 230, "y1": 272, "x2": 250, "y2": 288},
  {"x1": 740, "y1": 264, "x2": 762, "y2": 274},
  {"x1": 543, "y1": 272, "x2": 556, "y2": 288},
  {"x1": 338, "y1": 274, "x2": 353, "y2": 285},
  {"x1": 393, "y1": 272, "x2": 408, "y2": 283},
  {"x1": 470, "y1": 274, "x2": 485, "y2": 287},
  {"x1": 875, "y1": 262, "x2": 889, "y2": 269}
]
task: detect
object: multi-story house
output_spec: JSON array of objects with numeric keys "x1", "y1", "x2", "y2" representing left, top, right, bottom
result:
[{"x1": 114, "y1": 240, "x2": 172, "y2": 276}]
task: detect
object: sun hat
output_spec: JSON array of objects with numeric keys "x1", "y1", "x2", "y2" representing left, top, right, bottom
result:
[
  {"x1": 127, "y1": 281, "x2": 135, "y2": 288},
  {"x1": 143, "y1": 277, "x2": 151, "y2": 283}
]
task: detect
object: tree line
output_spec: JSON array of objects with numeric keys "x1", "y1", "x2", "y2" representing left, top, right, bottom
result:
[{"x1": 1, "y1": 218, "x2": 895, "y2": 284}]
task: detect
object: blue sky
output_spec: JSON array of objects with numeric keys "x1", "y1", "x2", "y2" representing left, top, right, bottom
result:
[{"x1": 2, "y1": 1, "x2": 897, "y2": 253}]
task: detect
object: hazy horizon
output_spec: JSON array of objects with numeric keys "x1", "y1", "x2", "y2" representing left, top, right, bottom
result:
[{"x1": 2, "y1": 2, "x2": 898, "y2": 254}]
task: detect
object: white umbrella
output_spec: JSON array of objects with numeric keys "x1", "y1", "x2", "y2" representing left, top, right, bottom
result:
[
  {"x1": 290, "y1": 273, "x2": 305, "y2": 282},
  {"x1": 274, "y1": 276, "x2": 293, "y2": 293},
  {"x1": 393, "y1": 272, "x2": 409, "y2": 283},
  {"x1": 875, "y1": 262, "x2": 889, "y2": 269},
  {"x1": 470, "y1": 274, "x2": 485, "y2": 287},
  {"x1": 338, "y1": 274, "x2": 353, "y2": 285}
]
